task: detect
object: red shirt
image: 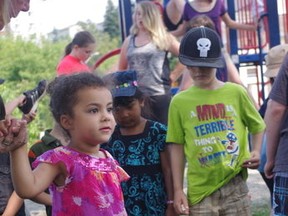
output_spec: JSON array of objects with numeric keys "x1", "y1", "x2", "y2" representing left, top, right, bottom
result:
[{"x1": 56, "y1": 55, "x2": 91, "y2": 76}]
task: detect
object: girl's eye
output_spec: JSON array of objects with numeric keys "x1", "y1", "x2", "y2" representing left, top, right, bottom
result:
[
  {"x1": 107, "y1": 107, "x2": 113, "y2": 113},
  {"x1": 89, "y1": 108, "x2": 98, "y2": 113}
]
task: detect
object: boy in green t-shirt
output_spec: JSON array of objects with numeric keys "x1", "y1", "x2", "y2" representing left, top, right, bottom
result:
[{"x1": 166, "y1": 26, "x2": 265, "y2": 215}]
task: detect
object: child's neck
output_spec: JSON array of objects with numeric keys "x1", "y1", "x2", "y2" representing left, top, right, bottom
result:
[
  {"x1": 50, "y1": 127, "x2": 69, "y2": 146},
  {"x1": 195, "y1": 79, "x2": 224, "y2": 90},
  {"x1": 120, "y1": 118, "x2": 147, "y2": 136},
  {"x1": 68, "y1": 142, "x2": 104, "y2": 158},
  {"x1": 135, "y1": 30, "x2": 151, "y2": 47}
]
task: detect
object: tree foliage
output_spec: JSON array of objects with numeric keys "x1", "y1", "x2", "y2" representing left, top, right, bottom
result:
[
  {"x1": 103, "y1": 0, "x2": 120, "y2": 39},
  {"x1": 0, "y1": 19, "x2": 121, "y2": 146}
]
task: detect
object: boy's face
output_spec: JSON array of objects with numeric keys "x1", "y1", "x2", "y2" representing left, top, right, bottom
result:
[{"x1": 187, "y1": 66, "x2": 217, "y2": 87}]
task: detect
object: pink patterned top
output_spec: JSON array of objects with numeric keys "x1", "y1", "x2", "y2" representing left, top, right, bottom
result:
[{"x1": 33, "y1": 146, "x2": 129, "y2": 216}]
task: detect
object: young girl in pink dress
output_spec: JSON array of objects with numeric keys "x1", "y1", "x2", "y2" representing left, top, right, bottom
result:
[{"x1": 9, "y1": 73, "x2": 129, "y2": 215}]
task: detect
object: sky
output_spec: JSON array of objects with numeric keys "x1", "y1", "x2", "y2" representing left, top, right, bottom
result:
[{"x1": 10, "y1": 0, "x2": 119, "y2": 36}]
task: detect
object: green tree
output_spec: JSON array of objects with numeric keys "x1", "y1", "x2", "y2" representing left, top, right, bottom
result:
[
  {"x1": 103, "y1": 0, "x2": 120, "y2": 39},
  {"x1": 0, "y1": 18, "x2": 123, "y2": 145},
  {"x1": 0, "y1": 35, "x2": 65, "y2": 146}
]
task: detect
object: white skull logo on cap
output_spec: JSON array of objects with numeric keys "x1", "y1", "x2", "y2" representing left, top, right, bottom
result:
[{"x1": 197, "y1": 38, "x2": 211, "y2": 57}]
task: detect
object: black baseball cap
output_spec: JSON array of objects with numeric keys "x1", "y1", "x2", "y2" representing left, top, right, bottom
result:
[
  {"x1": 111, "y1": 70, "x2": 138, "y2": 98},
  {"x1": 179, "y1": 26, "x2": 225, "y2": 68}
]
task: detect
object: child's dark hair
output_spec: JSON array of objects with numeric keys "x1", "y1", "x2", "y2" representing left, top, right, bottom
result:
[
  {"x1": 64, "y1": 31, "x2": 96, "y2": 56},
  {"x1": 113, "y1": 88, "x2": 144, "y2": 108},
  {"x1": 47, "y1": 73, "x2": 106, "y2": 124}
]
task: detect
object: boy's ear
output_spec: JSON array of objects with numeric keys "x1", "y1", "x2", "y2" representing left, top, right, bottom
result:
[{"x1": 60, "y1": 115, "x2": 74, "y2": 130}]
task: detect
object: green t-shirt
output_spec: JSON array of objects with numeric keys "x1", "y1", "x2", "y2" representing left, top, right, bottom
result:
[{"x1": 166, "y1": 82, "x2": 265, "y2": 205}]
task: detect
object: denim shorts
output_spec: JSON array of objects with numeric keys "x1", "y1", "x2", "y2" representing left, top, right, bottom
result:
[
  {"x1": 189, "y1": 175, "x2": 251, "y2": 216},
  {"x1": 273, "y1": 172, "x2": 288, "y2": 215}
]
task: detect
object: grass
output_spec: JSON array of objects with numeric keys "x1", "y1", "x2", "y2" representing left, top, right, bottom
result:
[{"x1": 252, "y1": 203, "x2": 270, "y2": 216}]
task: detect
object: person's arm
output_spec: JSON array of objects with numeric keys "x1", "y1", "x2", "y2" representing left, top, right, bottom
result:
[
  {"x1": 10, "y1": 144, "x2": 60, "y2": 198},
  {"x1": 165, "y1": 0, "x2": 185, "y2": 25},
  {"x1": 224, "y1": 51, "x2": 260, "y2": 109},
  {"x1": 167, "y1": 143, "x2": 189, "y2": 215},
  {"x1": 242, "y1": 131, "x2": 264, "y2": 169},
  {"x1": 31, "y1": 192, "x2": 52, "y2": 206},
  {"x1": 168, "y1": 36, "x2": 186, "y2": 83},
  {"x1": 5, "y1": 95, "x2": 25, "y2": 116},
  {"x1": 221, "y1": 12, "x2": 257, "y2": 31},
  {"x1": 170, "y1": 21, "x2": 187, "y2": 38},
  {"x1": 1, "y1": 191, "x2": 24, "y2": 216},
  {"x1": 170, "y1": 62, "x2": 186, "y2": 83},
  {"x1": 160, "y1": 148, "x2": 177, "y2": 216},
  {"x1": 118, "y1": 36, "x2": 130, "y2": 70},
  {"x1": 264, "y1": 99, "x2": 286, "y2": 179}
]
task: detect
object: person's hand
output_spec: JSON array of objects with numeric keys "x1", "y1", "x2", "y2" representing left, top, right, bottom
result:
[
  {"x1": 251, "y1": 23, "x2": 258, "y2": 31},
  {"x1": 173, "y1": 190, "x2": 189, "y2": 215},
  {"x1": 0, "y1": 119, "x2": 27, "y2": 153},
  {"x1": 242, "y1": 150, "x2": 260, "y2": 169},
  {"x1": 264, "y1": 160, "x2": 275, "y2": 179},
  {"x1": 165, "y1": 203, "x2": 177, "y2": 216},
  {"x1": 22, "y1": 111, "x2": 37, "y2": 124},
  {"x1": 0, "y1": 116, "x2": 11, "y2": 137}
]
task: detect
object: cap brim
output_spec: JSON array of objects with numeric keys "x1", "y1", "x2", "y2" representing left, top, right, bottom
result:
[
  {"x1": 179, "y1": 54, "x2": 225, "y2": 68},
  {"x1": 112, "y1": 87, "x2": 136, "y2": 98},
  {"x1": 264, "y1": 67, "x2": 279, "y2": 78}
]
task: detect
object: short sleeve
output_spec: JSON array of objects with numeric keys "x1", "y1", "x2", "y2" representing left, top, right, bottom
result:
[
  {"x1": 220, "y1": 0, "x2": 227, "y2": 16},
  {"x1": 237, "y1": 85, "x2": 266, "y2": 134},
  {"x1": 166, "y1": 96, "x2": 185, "y2": 144},
  {"x1": 152, "y1": 121, "x2": 167, "y2": 152},
  {"x1": 104, "y1": 150, "x2": 130, "y2": 182},
  {"x1": 32, "y1": 147, "x2": 72, "y2": 173},
  {"x1": 182, "y1": 2, "x2": 190, "y2": 21}
]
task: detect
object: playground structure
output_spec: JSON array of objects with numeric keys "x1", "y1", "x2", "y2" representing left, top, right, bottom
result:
[{"x1": 94, "y1": 0, "x2": 287, "y2": 106}]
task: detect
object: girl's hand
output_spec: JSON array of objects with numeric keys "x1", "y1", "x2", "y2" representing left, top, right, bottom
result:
[
  {"x1": 173, "y1": 190, "x2": 189, "y2": 215},
  {"x1": 242, "y1": 151, "x2": 260, "y2": 169}
]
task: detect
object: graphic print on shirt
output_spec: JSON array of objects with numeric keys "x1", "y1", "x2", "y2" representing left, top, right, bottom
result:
[{"x1": 192, "y1": 103, "x2": 239, "y2": 168}]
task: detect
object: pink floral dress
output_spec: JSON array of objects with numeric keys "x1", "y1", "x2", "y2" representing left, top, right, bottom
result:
[{"x1": 33, "y1": 146, "x2": 129, "y2": 216}]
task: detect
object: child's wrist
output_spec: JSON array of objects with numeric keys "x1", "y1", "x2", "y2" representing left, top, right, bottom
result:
[{"x1": 166, "y1": 200, "x2": 174, "y2": 204}]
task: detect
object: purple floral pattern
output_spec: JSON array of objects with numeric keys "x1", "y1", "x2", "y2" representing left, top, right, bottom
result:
[{"x1": 33, "y1": 146, "x2": 129, "y2": 216}]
